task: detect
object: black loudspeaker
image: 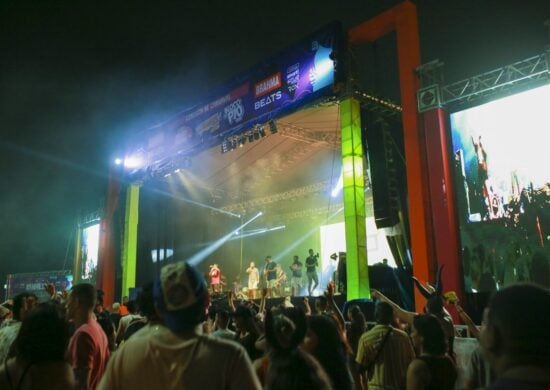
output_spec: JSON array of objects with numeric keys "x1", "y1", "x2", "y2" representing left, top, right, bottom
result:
[{"x1": 363, "y1": 112, "x2": 404, "y2": 229}]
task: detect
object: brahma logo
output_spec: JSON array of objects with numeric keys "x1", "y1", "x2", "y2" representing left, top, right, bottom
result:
[{"x1": 254, "y1": 73, "x2": 282, "y2": 98}]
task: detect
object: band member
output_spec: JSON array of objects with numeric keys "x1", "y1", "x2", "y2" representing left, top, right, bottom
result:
[
  {"x1": 274, "y1": 264, "x2": 287, "y2": 297},
  {"x1": 245, "y1": 261, "x2": 260, "y2": 299},
  {"x1": 305, "y1": 249, "x2": 319, "y2": 295},
  {"x1": 264, "y1": 256, "x2": 278, "y2": 298},
  {"x1": 209, "y1": 264, "x2": 221, "y2": 293},
  {"x1": 289, "y1": 255, "x2": 303, "y2": 297}
]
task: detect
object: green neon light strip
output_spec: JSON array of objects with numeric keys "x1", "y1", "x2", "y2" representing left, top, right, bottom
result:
[
  {"x1": 340, "y1": 98, "x2": 370, "y2": 299},
  {"x1": 122, "y1": 184, "x2": 140, "y2": 298}
]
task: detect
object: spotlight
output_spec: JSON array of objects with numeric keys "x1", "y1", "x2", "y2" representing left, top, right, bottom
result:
[
  {"x1": 238, "y1": 136, "x2": 246, "y2": 148},
  {"x1": 268, "y1": 120, "x2": 278, "y2": 134},
  {"x1": 123, "y1": 155, "x2": 143, "y2": 169},
  {"x1": 258, "y1": 126, "x2": 266, "y2": 138},
  {"x1": 114, "y1": 158, "x2": 123, "y2": 165},
  {"x1": 221, "y1": 140, "x2": 231, "y2": 154}
]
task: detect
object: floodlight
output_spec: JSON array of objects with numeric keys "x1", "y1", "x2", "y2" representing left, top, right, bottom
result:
[
  {"x1": 114, "y1": 158, "x2": 123, "y2": 165},
  {"x1": 269, "y1": 120, "x2": 278, "y2": 134},
  {"x1": 258, "y1": 126, "x2": 266, "y2": 138},
  {"x1": 124, "y1": 155, "x2": 143, "y2": 169}
]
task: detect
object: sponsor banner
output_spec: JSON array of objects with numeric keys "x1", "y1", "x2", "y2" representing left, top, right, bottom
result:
[
  {"x1": 124, "y1": 22, "x2": 340, "y2": 172},
  {"x1": 6, "y1": 271, "x2": 73, "y2": 300}
]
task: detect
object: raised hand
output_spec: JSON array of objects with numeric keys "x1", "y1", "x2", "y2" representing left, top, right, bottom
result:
[
  {"x1": 327, "y1": 281, "x2": 335, "y2": 300},
  {"x1": 44, "y1": 283, "x2": 56, "y2": 298}
]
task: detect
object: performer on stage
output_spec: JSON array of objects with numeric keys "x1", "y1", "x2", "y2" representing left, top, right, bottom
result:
[
  {"x1": 305, "y1": 249, "x2": 319, "y2": 296},
  {"x1": 289, "y1": 255, "x2": 303, "y2": 297},
  {"x1": 264, "y1": 256, "x2": 278, "y2": 298},
  {"x1": 209, "y1": 264, "x2": 221, "y2": 294},
  {"x1": 245, "y1": 261, "x2": 260, "y2": 299},
  {"x1": 274, "y1": 264, "x2": 287, "y2": 297}
]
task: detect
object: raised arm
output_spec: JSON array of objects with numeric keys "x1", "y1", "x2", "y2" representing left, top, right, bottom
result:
[
  {"x1": 228, "y1": 291, "x2": 236, "y2": 312},
  {"x1": 327, "y1": 282, "x2": 346, "y2": 331},
  {"x1": 302, "y1": 297, "x2": 312, "y2": 316},
  {"x1": 259, "y1": 287, "x2": 268, "y2": 318},
  {"x1": 371, "y1": 289, "x2": 416, "y2": 324},
  {"x1": 454, "y1": 302, "x2": 480, "y2": 339}
]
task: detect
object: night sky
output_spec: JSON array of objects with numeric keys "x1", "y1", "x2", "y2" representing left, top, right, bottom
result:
[{"x1": 1, "y1": 0, "x2": 549, "y2": 297}]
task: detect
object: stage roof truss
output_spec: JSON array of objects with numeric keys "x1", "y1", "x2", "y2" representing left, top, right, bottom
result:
[
  {"x1": 418, "y1": 51, "x2": 550, "y2": 109},
  {"x1": 220, "y1": 169, "x2": 371, "y2": 215}
]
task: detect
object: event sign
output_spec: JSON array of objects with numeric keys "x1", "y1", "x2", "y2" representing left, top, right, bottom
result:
[
  {"x1": 124, "y1": 22, "x2": 341, "y2": 176},
  {"x1": 5, "y1": 271, "x2": 73, "y2": 300}
]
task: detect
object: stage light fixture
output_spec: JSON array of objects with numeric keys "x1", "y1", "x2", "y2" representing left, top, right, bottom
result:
[
  {"x1": 269, "y1": 120, "x2": 278, "y2": 134},
  {"x1": 259, "y1": 126, "x2": 266, "y2": 138},
  {"x1": 221, "y1": 140, "x2": 231, "y2": 154},
  {"x1": 123, "y1": 155, "x2": 143, "y2": 169},
  {"x1": 254, "y1": 130, "x2": 260, "y2": 140},
  {"x1": 238, "y1": 136, "x2": 246, "y2": 148},
  {"x1": 114, "y1": 158, "x2": 123, "y2": 165}
]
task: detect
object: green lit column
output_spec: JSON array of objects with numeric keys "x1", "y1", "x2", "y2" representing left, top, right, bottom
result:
[
  {"x1": 340, "y1": 98, "x2": 370, "y2": 300},
  {"x1": 122, "y1": 184, "x2": 140, "y2": 298}
]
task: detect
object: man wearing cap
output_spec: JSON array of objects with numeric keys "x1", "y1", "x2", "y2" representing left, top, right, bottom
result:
[{"x1": 98, "y1": 260, "x2": 261, "y2": 390}]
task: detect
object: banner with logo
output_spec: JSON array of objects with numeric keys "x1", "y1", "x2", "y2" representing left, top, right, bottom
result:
[{"x1": 124, "y1": 22, "x2": 341, "y2": 174}]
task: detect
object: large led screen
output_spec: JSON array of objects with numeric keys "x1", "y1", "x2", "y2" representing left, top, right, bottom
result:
[
  {"x1": 81, "y1": 223, "x2": 100, "y2": 283},
  {"x1": 450, "y1": 84, "x2": 550, "y2": 292}
]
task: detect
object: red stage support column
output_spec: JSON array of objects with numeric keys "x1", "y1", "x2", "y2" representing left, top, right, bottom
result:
[
  {"x1": 349, "y1": 1, "x2": 435, "y2": 311},
  {"x1": 422, "y1": 108, "x2": 464, "y2": 320},
  {"x1": 97, "y1": 168, "x2": 120, "y2": 307}
]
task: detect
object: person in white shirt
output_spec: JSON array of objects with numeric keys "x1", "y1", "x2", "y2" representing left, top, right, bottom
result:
[
  {"x1": 98, "y1": 260, "x2": 261, "y2": 390},
  {"x1": 246, "y1": 262, "x2": 260, "y2": 299}
]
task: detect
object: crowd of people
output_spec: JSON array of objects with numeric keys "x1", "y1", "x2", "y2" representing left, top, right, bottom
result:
[{"x1": 0, "y1": 259, "x2": 548, "y2": 389}]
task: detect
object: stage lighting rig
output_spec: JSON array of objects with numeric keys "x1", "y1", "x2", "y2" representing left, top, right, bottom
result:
[{"x1": 268, "y1": 120, "x2": 278, "y2": 134}]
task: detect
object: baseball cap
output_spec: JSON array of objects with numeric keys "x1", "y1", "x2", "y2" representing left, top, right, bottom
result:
[{"x1": 154, "y1": 260, "x2": 208, "y2": 332}]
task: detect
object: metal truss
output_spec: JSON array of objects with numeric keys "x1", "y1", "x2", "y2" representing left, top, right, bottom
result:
[
  {"x1": 278, "y1": 123, "x2": 341, "y2": 150},
  {"x1": 269, "y1": 192, "x2": 374, "y2": 222},
  {"x1": 418, "y1": 51, "x2": 550, "y2": 108},
  {"x1": 353, "y1": 90, "x2": 402, "y2": 120},
  {"x1": 222, "y1": 171, "x2": 372, "y2": 214},
  {"x1": 222, "y1": 180, "x2": 332, "y2": 213},
  {"x1": 443, "y1": 52, "x2": 550, "y2": 104},
  {"x1": 270, "y1": 203, "x2": 344, "y2": 221},
  {"x1": 80, "y1": 209, "x2": 102, "y2": 226}
]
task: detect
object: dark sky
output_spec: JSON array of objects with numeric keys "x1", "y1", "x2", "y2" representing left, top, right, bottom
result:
[{"x1": 1, "y1": 0, "x2": 549, "y2": 296}]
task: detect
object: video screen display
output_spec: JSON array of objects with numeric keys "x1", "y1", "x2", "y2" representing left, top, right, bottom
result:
[
  {"x1": 81, "y1": 223, "x2": 100, "y2": 283},
  {"x1": 449, "y1": 83, "x2": 550, "y2": 292}
]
